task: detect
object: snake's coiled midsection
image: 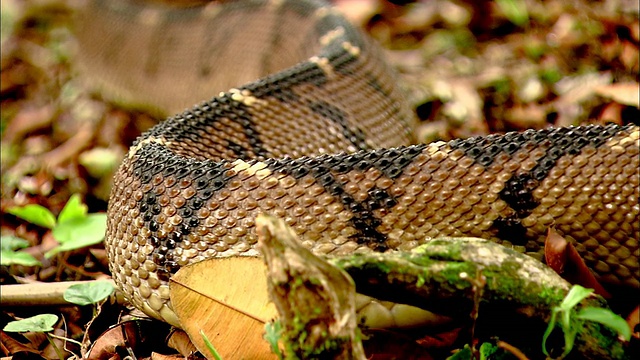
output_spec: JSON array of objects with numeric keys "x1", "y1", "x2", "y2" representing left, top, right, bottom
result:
[{"x1": 80, "y1": 0, "x2": 640, "y2": 326}]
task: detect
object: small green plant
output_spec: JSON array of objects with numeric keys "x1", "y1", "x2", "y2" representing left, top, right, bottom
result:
[
  {"x1": 0, "y1": 235, "x2": 41, "y2": 266},
  {"x1": 200, "y1": 330, "x2": 223, "y2": 360},
  {"x1": 3, "y1": 314, "x2": 68, "y2": 359},
  {"x1": 447, "y1": 342, "x2": 502, "y2": 360},
  {"x1": 7, "y1": 204, "x2": 56, "y2": 229},
  {"x1": 542, "y1": 285, "x2": 631, "y2": 358},
  {"x1": 7, "y1": 194, "x2": 107, "y2": 257},
  {"x1": 264, "y1": 320, "x2": 283, "y2": 359},
  {"x1": 64, "y1": 281, "x2": 115, "y2": 316},
  {"x1": 64, "y1": 281, "x2": 114, "y2": 306},
  {"x1": 4, "y1": 314, "x2": 58, "y2": 333}
]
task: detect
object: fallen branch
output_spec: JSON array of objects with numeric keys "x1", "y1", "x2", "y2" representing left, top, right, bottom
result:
[
  {"x1": 0, "y1": 280, "x2": 123, "y2": 306},
  {"x1": 332, "y1": 237, "x2": 630, "y2": 359},
  {"x1": 256, "y1": 214, "x2": 631, "y2": 359}
]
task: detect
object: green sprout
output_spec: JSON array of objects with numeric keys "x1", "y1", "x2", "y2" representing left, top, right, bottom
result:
[
  {"x1": 542, "y1": 285, "x2": 631, "y2": 358},
  {"x1": 7, "y1": 194, "x2": 107, "y2": 257}
]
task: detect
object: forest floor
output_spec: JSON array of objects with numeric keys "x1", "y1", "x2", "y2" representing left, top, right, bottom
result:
[{"x1": 1, "y1": 0, "x2": 638, "y2": 359}]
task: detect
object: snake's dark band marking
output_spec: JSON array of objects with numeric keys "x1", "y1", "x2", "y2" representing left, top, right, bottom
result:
[
  {"x1": 218, "y1": 96, "x2": 269, "y2": 159},
  {"x1": 327, "y1": 45, "x2": 359, "y2": 76},
  {"x1": 92, "y1": 0, "x2": 639, "y2": 326},
  {"x1": 148, "y1": 96, "x2": 269, "y2": 160},
  {"x1": 260, "y1": 145, "x2": 428, "y2": 250},
  {"x1": 245, "y1": 61, "x2": 329, "y2": 99},
  {"x1": 266, "y1": 155, "x2": 391, "y2": 249},
  {"x1": 286, "y1": 0, "x2": 321, "y2": 17},
  {"x1": 309, "y1": 101, "x2": 370, "y2": 151},
  {"x1": 197, "y1": 10, "x2": 234, "y2": 78},
  {"x1": 314, "y1": 10, "x2": 347, "y2": 40},
  {"x1": 492, "y1": 217, "x2": 528, "y2": 246},
  {"x1": 449, "y1": 123, "x2": 636, "y2": 246},
  {"x1": 133, "y1": 144, "x2": 236, "y2": 280},
  {"x1": 366, "y1": 73, "x2": 389, "y2": 97}
]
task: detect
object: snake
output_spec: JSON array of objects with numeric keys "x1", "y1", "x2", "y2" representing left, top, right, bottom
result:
[{"x1": 76, "y1": 0, "x2": 640, "y2": 327}]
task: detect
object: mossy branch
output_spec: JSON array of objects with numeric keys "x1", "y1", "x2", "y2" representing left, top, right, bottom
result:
[
  {"x1": 332, "y1": 237, "x2": 630, "y2": 359},
  {"x1": 257, "y1": 214, "x2": 631, "y2": 360}
]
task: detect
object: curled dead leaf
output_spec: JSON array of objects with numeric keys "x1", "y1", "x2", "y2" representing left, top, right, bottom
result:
[
  {"x1": 166, "y1": 329, "x2": 199, "y2": 357},
  {"x1": 544, "y1": 227, "x2": 568, "y2": 274},
  {"x1": 544, "y1": 228, "x2": 610, "y2": 298},
  {"x1": 626, "y1": 306, "x2": 639, "y2": 340}
]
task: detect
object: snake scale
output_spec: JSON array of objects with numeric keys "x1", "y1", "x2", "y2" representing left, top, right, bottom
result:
[{"x1": 77, "y1": 0, "x2": 640, "y2": 326}]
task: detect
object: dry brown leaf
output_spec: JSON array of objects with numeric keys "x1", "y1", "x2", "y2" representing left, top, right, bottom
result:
[
  {"x1": 597, "y1": 102, "x2": 625, "y2": 124},
  {"x1": 544, "y1": 227, "x2": 568, "y2": 274},
  {"x1": 0, "y1": 330, "x2": 43, "y2": 356},
  {"x1": 415, "y1": 327, "x2": 462, "y2": 349},
  {"x1": 85, "y1": 319, "x2": 171, "y2": 360},
  {"x1": 166, "y1": 329, "x2": 198, "y2": 357},
  {"x1": 169, "y1": 257, "x2": 277, "y2": 359},
  {"x1": 151, "y1": 352, "x2": 186, "y2": 360},
  {"x1": 42, "y1": 328, "x2": 70, "y2": 359},
  {"x1": 594, "y1": 82, "x2": 640, "y2": 108}
]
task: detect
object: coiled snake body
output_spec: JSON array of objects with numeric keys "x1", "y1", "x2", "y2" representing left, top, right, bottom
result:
[{"x1": 79, "y1": 0, "x2": 640, "y2": 325}]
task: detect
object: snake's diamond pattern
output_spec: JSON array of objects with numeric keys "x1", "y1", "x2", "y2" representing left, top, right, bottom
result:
[{"x1": 93, "y1": 0, "x2": 640, "y2": 325}]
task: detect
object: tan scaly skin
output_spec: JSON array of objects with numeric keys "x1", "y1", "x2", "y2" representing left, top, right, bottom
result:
[{"x1": 74, "y1": 0, "x2": 640, "y2": 327}]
